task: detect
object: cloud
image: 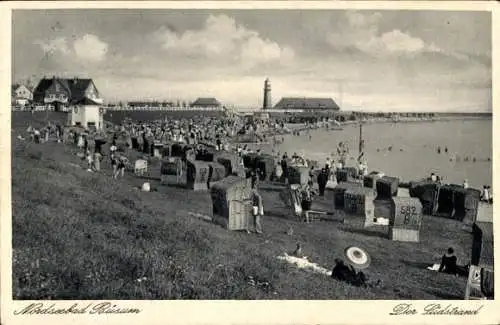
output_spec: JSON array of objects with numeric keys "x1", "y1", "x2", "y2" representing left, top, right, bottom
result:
[
  {"x1": 73, "y1": 34, "x2": 108, "y2": 62},
  {"x1": 328, "y1": 12, "x2": 442, "y2": 57},
  {"x1": 34, "y1": 34, "x2": 108, "y2": 62},
  {"x1": 152, "y1": 14, "x2": 294, "y2": 67},
  {"x1": 33, "y1": 37, "x2": 70, "y2": 56}
]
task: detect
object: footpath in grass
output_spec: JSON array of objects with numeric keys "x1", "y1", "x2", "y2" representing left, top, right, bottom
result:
[{"x1": 11, "y1": 136, "x2": 473, "y2": 300}]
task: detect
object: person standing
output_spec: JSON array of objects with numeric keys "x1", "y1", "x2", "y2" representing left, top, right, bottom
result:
[
  {"x1": 115, "y1": 156, "x2": 127, "y2": 179},
  {"x1": 86, "y1": 150, "x2": 93, "y2": 171},
  {"x1": 300, "y1": 181, "x2": 315, "y2": 223},
  {"x1": 317, "y1": 168, "x2": 328, "y2": 196},
  {"x1": 33, "y1": 129, "x2": 41, "y2": 144},
  {"x1": 281, "y1": 155, "x2": 289, "y2": 184},
  {"x1": 251, "y1": 184, "x2": 264, "y2": 234},
  {"x1": 93, "y1": 152, "x2": 101, "y2": 172},
  {"x1": 110, "y1": 153, "x2": 118, "y2": 178}
]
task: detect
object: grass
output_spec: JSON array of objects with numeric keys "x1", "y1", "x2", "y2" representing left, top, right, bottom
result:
[{"x1": 11, "y1": 118, "x2": 474, "y2": 300}]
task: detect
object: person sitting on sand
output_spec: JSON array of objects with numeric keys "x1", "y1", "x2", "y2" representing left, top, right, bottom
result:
[
  {"x1": 331, "y1": 259, "x2": 368, "y2": 287},
  {"x1": 292, "y1": 243, "x2": 303, "y2": 257},
  {"x1": 438, "y1": 247, "x2": 469, "y2": 277}
]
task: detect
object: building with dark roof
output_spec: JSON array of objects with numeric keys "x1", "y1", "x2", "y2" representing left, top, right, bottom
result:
[
  {"x1": 272, "y1": 97, "x2": 340, "y2": 111},
  {"x1": 33, "y1": 77, "x2": 103, "y2": 111},
  {"x1": 190, "y1": 97, "x2": 221, "y2": 108},
  {"x1": 33, "y1": 77, "x2": 105, "y2": 129}
]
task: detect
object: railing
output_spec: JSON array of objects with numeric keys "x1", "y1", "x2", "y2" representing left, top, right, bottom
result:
[
  {"x1": 11, "y1": 104, "x2": 55, "y2": 111},
  {"x1": 104, "y1": 106, "x2": 225, "y2": 111}
]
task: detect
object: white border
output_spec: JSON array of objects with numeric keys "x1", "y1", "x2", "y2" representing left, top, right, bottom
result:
[{"x1": 1, "y1": 2, "x2": 498, "y2": 325}]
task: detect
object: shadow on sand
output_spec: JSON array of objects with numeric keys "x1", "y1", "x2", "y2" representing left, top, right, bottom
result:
[
  {"x1": 341, "y1": 227, "x2": 388, "y2": 239},
  {"x1": 399, "y1": 259, "x2": 433, "y2": 270},
  {"x1": 422, "y1": 289, "x2": 463, "y2": 300}
]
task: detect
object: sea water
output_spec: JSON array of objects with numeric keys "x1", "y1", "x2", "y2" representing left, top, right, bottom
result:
[{"x1": 262, "y1": 119, "x2": 492, "y2": 189}]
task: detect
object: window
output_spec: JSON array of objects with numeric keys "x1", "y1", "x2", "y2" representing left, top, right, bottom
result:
[{"x1": 55, "y1": 84, "x2": 60, "y2": 92}]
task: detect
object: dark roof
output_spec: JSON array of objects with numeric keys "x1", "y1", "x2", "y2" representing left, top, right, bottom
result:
[
  {"x1": 191, "y1": 97, "x2": 221, "y2": 107},
  {"x1": 33, "y1": 78, "x2": 96, "y2": 104},
  {"x1": 273, "y1": 97, "x2": 340, "y2": 110},
  {"x1": 77, "y1": 97, "x2": 102, "y2": 105}
]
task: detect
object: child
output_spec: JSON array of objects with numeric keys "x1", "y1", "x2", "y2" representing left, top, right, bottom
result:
[
  {"x1": 86, "y1": 150, "x2": 93, "y2": 171},
  {"x1": 115, "y1": 156, "x2": 127, "y2": 179},
  {"x1": 93, "y1": 152, "x2": 101, "y2": 171},
  {"x1": 111, "y1": 153, "x2": 118, "y2": 178}
]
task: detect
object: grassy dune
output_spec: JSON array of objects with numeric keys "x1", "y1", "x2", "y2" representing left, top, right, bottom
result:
[{"x1": 12, "y1": 122, "x2": 474, "y2": 300}]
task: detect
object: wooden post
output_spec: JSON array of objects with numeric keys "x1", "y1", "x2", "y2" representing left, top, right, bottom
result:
[{"x1": 358, "y1": 122, "x2": 364, "y2": 164}]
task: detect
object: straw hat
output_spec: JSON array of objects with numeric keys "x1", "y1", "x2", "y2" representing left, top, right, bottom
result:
[{"x1": 344, "y1": 246, "x2": 371, "y2": 270}]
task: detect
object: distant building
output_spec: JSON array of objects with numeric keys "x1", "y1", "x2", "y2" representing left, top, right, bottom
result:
[
  {"x1": 33, "y1": 77, "x2": 105, "y2": 130},
  {"x1": 190, "y1": 97, "x2": 221, "y2": 108},
  {"x1": 127, "y1": 101, "x2": 174, "y2": 108},
  {"x1": 273, "y1": 97, "x2": 340, "y2": 111},
  {"x1": 11, "y1": 84, "x2": 33, "y2": 106}
]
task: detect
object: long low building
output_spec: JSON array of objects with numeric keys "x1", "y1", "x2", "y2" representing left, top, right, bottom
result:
[{"x1": 272, "y1": 97, "x2": 340, "y2": 111}]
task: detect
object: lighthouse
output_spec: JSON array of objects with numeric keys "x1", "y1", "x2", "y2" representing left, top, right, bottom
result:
[{"x1": 263, "y1": 78, "x2": 271, "y2": 109}]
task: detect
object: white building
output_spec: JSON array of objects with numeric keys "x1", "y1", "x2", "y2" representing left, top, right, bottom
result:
[
  {"x1": 33, "y1": 77, "x2": 105, "y2": 130},
  {"x1": 11, "y1": 84, "x2": 33, "y2": 106}
]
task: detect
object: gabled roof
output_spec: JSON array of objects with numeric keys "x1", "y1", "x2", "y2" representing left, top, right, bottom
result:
[
  {"x1": 33, "y1": 77, "x2": 96, "y2": 104},
  {"x1": 191, "y1": 97, "x2": 221, "y2": 107},
  {"x1": 273, "y1": 97, "x2": 340, "y2": 110}
]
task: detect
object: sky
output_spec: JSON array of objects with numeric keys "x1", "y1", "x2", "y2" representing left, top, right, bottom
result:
[{"x1": 12, "y1": 9, "x2": 492, "y2": 112}]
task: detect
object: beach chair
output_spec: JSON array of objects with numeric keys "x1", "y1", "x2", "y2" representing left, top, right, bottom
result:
[{"x1": 134, "y1": 159, "x2": 148, "y2": 176}]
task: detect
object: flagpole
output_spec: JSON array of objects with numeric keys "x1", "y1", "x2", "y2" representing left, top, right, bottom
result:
[{"x1": 358, "y1": 120, "x2": 364, "y2": 164}]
